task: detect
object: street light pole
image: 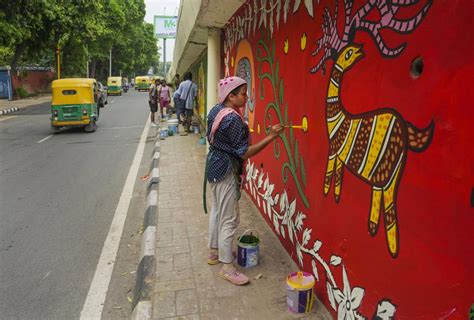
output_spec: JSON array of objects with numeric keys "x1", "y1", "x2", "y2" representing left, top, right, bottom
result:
[
  {"x1": 163, "y1": 38, "x2": 167, "y2": 75},
  {"x1": 109, "y1": 48, "x2": 112, "y2": 77},
  {"x1": 56, "y1": 45, "x2": 61, "y2": 79}
]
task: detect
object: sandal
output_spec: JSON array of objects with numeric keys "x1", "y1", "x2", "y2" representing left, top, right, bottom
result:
[
  {"x1": 219, "y1": 267, "x2": 250, "y2": 286},
  {"x1": 207, "y1": 252, "x2": 219, "y2": 265}
]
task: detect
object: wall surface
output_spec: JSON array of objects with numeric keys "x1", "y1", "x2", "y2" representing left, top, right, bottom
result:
[
  {"x1": 223, "y1": 0, "x2": 473, "y2": 318},
  {"x1": 188, "y1": 50, "x2": 207, "y2": 121},
  {"x1": 12, "y1": 71, "x2": 54, "y2": 94}
]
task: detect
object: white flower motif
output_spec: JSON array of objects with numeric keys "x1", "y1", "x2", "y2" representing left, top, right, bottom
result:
[
  {"x1": 282, "y1": 198, "x2": 296, "y2": 226},
  {"x1": 258, "y1": 171, "x2": 264, "y2": 189},
  {"x1": 262, "y1": 174, "x2": 275, "y2": 218},
  {"x1": 246, "y1": 160, "x2": 254, "y2": 182},
  {"x1": 294, "y1": 211, "x2": 306, "y2": 232},
  {"x1": 375, "y1": 300, "x2": 396, "y2": 319},
  {"x1": 279, "y1": 189, "x2": 288, "y2": 213},
  {"x1": 333, "y1": 266, "x2": 365, "y2": 320},
  {"x1": 292, "y1": 0, "x2": 315, "y2": 17}
]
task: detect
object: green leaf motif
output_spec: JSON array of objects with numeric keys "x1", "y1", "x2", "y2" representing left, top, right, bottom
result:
[
  {"x1": 301, "y1": 156, "x2": 307, "y2": 187},
  {"x1": 295, "y1": 141, "x2": 299, "y2": 169},
  {"x1": 279, "y1": 79, "x2": 284, "y2": 105}
]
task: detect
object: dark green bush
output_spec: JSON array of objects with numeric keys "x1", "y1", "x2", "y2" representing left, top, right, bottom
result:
[{"x1": 14, "y1": 87, "x2": 28, "y2": 98}]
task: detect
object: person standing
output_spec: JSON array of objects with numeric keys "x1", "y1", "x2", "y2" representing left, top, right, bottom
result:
[
  {"x1": 205, "y1": 76, "x2": 283, "y2": 285},
  {"x1": 148, "y1": 79, "x2": 161, "y2": 127},
  {"x1": 159, "y1": 80, "x2": 171, "y2": 120},
  {"x1": 173, "y1": 72, "x2": 197, "y2": 132}
]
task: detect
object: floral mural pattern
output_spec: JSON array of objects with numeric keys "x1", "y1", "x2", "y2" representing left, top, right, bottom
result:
[
  {"x1": 223, "y1": 0, "x2": 472, "y2": 318},
  {"x1": 245, "y1": 159, "x2": 396, "y2": 319}
]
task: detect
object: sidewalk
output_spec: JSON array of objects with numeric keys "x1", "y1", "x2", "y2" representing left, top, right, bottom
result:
[
  {"x1": 0, "y1": 94, "x2": 51, "y2": 114},
  {"x1": 151, "y1": 121, "x2": 331, "y2": 319}
]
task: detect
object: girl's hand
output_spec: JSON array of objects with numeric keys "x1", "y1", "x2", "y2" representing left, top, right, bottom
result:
[{"x1": 269, "y1": 124, "x2": 284, "y2": 138}]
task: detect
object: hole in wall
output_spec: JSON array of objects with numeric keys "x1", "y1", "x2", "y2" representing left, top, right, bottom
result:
[
  {"x1": 260, "y1": 163, "x2": 264, "y2": 169},
  {"x1": 410, "y1": 56, "x2": 424, "y2": 79}
]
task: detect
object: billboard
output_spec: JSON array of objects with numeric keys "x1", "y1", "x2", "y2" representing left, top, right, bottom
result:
[{"x1": 154, "y1": 15, "x2": 177, "y2": 39}]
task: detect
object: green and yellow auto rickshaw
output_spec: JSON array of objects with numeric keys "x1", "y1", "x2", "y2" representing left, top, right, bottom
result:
[
  {"x1": 107, "y1": 76, "x2": 122, "y2": 95},
  {"x1": 50, "y1": 78, "x2": 101, "y2": 133},
  {"x1": 136, "y1": 76, "x2": 150, "y2": 91}
]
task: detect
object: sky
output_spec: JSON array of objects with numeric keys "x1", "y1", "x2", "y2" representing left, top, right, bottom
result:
[{"x1": 144, "y1": 0, "x2": 180, "y2": 64}]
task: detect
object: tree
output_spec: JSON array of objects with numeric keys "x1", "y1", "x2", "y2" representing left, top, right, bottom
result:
[{"x1": 0, "y1": 0, "x2": 158, "y2": 81}]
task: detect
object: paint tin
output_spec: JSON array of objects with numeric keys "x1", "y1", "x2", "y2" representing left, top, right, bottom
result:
[
  {"x1": 192, "y1": 124, "x2": 200, "y2": 134},
  {"x1": 167, "y1": 119, "x2": 179, "y2": 134},
  {"x1": 286, "y1": 271, "x2": 315, "y2": 314},
  {"x1": 237, "y1": 229, "x2": 259, "y2": 268},
  {"x1": 160, "y1": 129, "x2": 168, "y2": 138}
]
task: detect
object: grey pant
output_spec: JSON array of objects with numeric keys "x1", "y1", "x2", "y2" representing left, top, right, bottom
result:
[{"x1": 208, "y1": 173, "x2": 240, "y2": 263}]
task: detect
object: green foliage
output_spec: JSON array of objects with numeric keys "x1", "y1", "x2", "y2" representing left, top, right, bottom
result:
[
  {"x1": 14, "y1": 87, "x2": 28, "y2": 98},
  {"x1": 0, "y1": 0, "x2": 158, "y2": 80}
]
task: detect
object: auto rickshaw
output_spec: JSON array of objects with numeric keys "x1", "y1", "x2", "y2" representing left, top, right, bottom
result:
[
  {"x1": 50, "y1": 78, "x2": 101, "y2": 133},
  {"x1": 136, "y1": 76, "x2": 150, "y2": 91},
  {"x1": 107, "y1": 76, "x2": 122, "y2": 95}
]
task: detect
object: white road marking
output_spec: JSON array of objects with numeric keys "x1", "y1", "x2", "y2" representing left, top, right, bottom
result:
[
  {"x1": 109, "y1": 99, "x2": 115, "y2": 104},
  {"x1": 102, "y1": 126, "x2": 143, "y2": 130},
  {"x1": 80, "y1": 117, "x2": 151, "y2": 319},
  {"x1": 37, "y1": 135, "x2": 53, "y2": 143},
  {"x1": 0, "y1": 116, "x2": 17, "y2": 122}
]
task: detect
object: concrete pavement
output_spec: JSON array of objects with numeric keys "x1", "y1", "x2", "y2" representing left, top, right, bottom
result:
[
  {"x1": 0, "y1": 94, "x2": 52, "y2": 115},
  {"x1": 148, "y1": 120, "x2": 332, "y2": 319}
]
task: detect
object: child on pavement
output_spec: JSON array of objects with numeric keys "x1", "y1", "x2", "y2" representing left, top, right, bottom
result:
[
  {"x1": 205, "y1": 76, "x2": 284, "y2": 285},
  {"x1": 159, "y1": 80, "x2": 171, "y2": 120},
  {"x1": 148, "y1": 79, "x2": 160, "y2": 126}
]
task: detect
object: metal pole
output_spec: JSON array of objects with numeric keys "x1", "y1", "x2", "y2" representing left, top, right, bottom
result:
[
  {"x1": 109, "y1": 48, "x2": 112, "y2": 77},
  {"x1": 163, "y1": 38, "x2": 166, "y2": 75},
  {"x1": 7, "y1": 67, "x2": 12, "y2": 101},
  {"x1": 86, "y1": 59, "x2": 89, "y2": 78},
  {"x1": 57, "y1": 45, "x2": 61, "y2": 79}
]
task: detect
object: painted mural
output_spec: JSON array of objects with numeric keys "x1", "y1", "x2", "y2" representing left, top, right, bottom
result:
[
  {"x1": 189, "y1": 50, "x2": 207, "y2": 122},
  {"x1": 223, "y1": 0, "x2": 473, "y2": 318}
]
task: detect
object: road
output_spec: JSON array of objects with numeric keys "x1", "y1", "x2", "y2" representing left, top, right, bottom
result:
[{"x1": 0, "y1": 90, "x2": 153, "y2": 319}]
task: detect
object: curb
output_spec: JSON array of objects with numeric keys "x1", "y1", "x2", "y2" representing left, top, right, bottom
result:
[
  {"x1": 131, "y1": 139, "x2": 160, "y2": 320},
  {"x1": 0, "y1": 107, "x2": 19, "y2": 115}
]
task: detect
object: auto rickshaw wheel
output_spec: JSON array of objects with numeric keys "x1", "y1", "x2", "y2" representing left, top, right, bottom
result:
[
  {"x1": 52, "y1": 126, "x2": 61, "y2": 134},
  {"x1": 84, "y1": 121, "x2": 97, "y2": 133}
]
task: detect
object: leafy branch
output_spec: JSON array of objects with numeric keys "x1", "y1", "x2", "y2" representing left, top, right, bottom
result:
[{"x1": 256, "y1": 30, "x2": 309, "y2": 208}]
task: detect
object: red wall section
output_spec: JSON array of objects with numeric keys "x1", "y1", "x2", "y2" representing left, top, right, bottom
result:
[
  {"x1": 223, "y1": 0, "x2": 473, "y2": 318},
  {"x1": 12, "y1": 70, "x2": 54, "y2": 95}
]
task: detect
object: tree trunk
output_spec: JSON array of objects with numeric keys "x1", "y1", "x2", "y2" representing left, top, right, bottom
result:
[
  {"x1": 90, "y1": 60, "x2": 96, "y2": 78},
  {"x1": 11, "y1": 42, "x2": 25, "y2": 73}
]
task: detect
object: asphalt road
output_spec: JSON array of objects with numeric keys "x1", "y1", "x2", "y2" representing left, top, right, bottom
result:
[{"x1": 0, "y1": 90, "x2": 153, "y2": 319}]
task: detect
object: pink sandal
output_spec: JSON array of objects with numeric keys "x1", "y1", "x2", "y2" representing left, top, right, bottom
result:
[
  {"x1": 207, "y1": 252, "x2": 220, "y2": 265},
  {"x1": 219, "y1": 267, "x2": 250, "y2": 286}
]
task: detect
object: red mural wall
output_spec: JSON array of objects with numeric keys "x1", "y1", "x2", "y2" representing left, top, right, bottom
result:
[{"x1": 222, "y1": 0, "x2": 473, "y2": 318}]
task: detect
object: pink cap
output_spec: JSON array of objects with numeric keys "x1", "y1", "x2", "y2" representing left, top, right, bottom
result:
[{"x1": 218, "y1": 76, "x2": 247, "y2": 104}]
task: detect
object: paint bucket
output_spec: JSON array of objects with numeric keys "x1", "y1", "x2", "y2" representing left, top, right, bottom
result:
[
  {"x1": 286, "y1": 271, "x2": 315, "y2": 314},
  {"x1": 160, "y1": 129, "x2": 168, "y2": 138},
  {"x1": 167, "y1": 119, "x2": 179, "y2": 134},
  {"x1": 192, "y1": 124, "x2": 200, "y2": 134},
  {"x1": 237, "y1": 229, "x2": 259, "y2": 268}
]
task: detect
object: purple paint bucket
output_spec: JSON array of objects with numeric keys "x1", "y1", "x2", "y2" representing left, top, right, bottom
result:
[{"x1": 286, "y1": 271, "x2": 315, "y2": 314}]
